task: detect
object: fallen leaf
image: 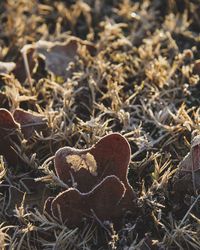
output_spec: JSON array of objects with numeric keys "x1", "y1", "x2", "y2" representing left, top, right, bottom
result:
[
  {"x1": 176, "y1": 135, "x2": 200, "y2": 172},
  {"x1": 36, "y1": 37, "x2": 95, "y2": 79},
  {"x1": 0, "y1": 109, "x2": 20, "y2": 165},
  {"x1": 13, "y1": 108, "x2": 48, "y2": 139},
  {"x1": 13, "y1": 46, "x2": 36, "y2": 83},
  {"x1": 173, "y1": 135, "x2": 200, "y2": 194}
]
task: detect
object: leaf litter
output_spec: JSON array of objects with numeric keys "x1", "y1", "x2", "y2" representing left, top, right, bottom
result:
[{"x1": 0, "y1": 0, "x2": 200, "y2": 249}]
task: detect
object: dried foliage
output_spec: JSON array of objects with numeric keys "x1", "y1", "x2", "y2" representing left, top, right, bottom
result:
[{"x1": 0, "y1": 0, "x2": 200, "y2": 249}]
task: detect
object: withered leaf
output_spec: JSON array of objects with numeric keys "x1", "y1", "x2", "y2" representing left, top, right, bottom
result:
[
  {"x1": 13, "y1": 46, "x2": 36, "y2": 83},
  {"x1": 13, "y1": 108, "x2": 48, "y2": 139},
  {"x1": 173, "y1": 135, "x2": 200, "y2": 194},
  {"x1": 36, "y1": 37, "x2": 95, "y2": 79},
  {"x1": 177, "y1": 135, "x2": 200, "y2": 172}
]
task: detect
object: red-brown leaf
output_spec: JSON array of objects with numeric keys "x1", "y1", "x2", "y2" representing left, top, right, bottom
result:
[
  {"x1": 51, "y1": 175, "x2": 126, "y2": 227},
  {"x1": 0, "y1": 109, "x2": 20, "y2": 165},
  {"x1": 13, "y1": 108, "x2": 48, "y2": 139}
]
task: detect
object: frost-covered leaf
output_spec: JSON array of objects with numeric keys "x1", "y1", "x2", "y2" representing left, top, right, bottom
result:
[
  {"x1": 44, "y1": 133, "x2": 137, "y2": 227},
  {"x1": 36, "y1": 37, "x2": 95, "y2": 79},
  {"x1": 173, "y1": 135, "x2": 200, "y2": 194},
  {"x1": 13, "y1": 108, "x2": 48, "y2": 139}
]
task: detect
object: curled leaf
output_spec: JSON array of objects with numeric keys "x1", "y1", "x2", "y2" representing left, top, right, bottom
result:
[{"x1": 36, "y1": 37, "x2": 95, "y2": 79}]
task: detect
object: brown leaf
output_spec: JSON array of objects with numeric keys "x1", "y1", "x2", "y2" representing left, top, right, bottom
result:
[
  {"x1": 176, "y1": 135, "x2": 200, "y2": 172},
  {"x1": 13, "y1": 47, "x2": 36, "y2": 83},
  {"x1": 36, "y1": 37, "x2": 95, "y2": 79},
  {"x1": 51, "y1": 175, "x2": 126, "y2": 227},
  {"x1": 49, "y1": 133, "x2": 137, "y2": 226},
  {"x1": 191, "y1": 136, "x2": 200, "y2": 171},
  {"x1": 0, "y1": 109, "x2": 19, "y2": 129},
  {"x1": 55, "y1": 133, "x2": 132, "y2": 193},
  {"x1": 173, "y1": 135, "x2": 200, "y2": 194},
  {"x1": 13, "y1": 108, "x2": 48, "y2": 139},
  {"x1": 0, "y1": 109, "x2": 20, "y2": 165}
]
